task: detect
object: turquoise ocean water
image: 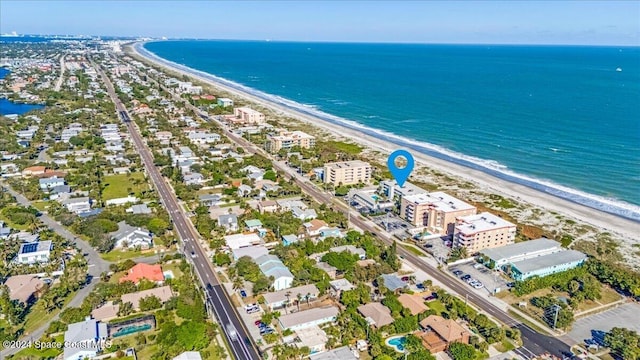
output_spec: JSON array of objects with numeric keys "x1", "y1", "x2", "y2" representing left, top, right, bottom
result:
[{"x1": 142, "y1": 41, "x2": 640, "y2": 220}]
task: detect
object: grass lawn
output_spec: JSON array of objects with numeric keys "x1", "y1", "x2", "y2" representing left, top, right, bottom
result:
[
  {"x1": 100, "y1": 249, "x2": 156, "y2": 262},
  {"x1": 322, "y1": 140, "x2": 362, "y2": 155},
  {"x1": 162, "y1": 262, "x2": 184, "y2": 280},
  {"x1": 0, "y1": 211, "x2": 29, "y2": 231},
  {"x1": 102, "y1": 173, "x2": 147, "y2": 200},
  {"x1": 31, "y1": 200, "x2": 52, "y2": 212},
  {"x1": 401, "y1": 244, "x2": 426, "y2": 257},
  {"x1": 494, "y1": 339, "x2": 516, "y2": 352},
  {"x1": 22, "y1": 290, "x2": 77, "y2": 335},
  {"x1": 12, "y1": 334, "x2": 64, "y2": 359},
  {"x1": 427, "y1": 300, "x2": 447, "y2": 315}
]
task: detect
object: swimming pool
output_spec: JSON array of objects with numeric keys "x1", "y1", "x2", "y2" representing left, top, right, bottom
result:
[
  {"x1": 385, "y1": 335, "x2": 407, "y2": 353},
  {"x1": 112, "y1": 324, "x2": 152, "y2": 337}
]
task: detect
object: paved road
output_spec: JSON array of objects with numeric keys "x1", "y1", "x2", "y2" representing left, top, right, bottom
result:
[
  {"x1": 137, "y1": 59, "x2": 572, "y2": 359},
  {"x1": 0, "y1": 183, "x2": 110, "y2": 359},
  {"x1": 189, "y1": 101, "x2": 571, "y2": 359},
  {"x1": 54, "y1": 55, "x2": 65, "y2": 92},
  {"x1": 96, "y1": 62, "x2": 260, "y2": 360}
]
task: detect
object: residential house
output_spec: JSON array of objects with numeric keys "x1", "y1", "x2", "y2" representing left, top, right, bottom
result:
[
  {"x1": 218, "y1": 214, "x2": 239, "y2": 233},
  {"x1": 330, "y1": 245, "x2": 366, "y2": 260},
  {"x1": 282, "y1": 234, "x2": 299, "y2": 246},
  {"x1": 319, "y1": 227, "x2": 342, "y2": 239},
  {"x1": 329, "y1": 278, "x2": 355, "y2": 298},
  {"x1": 303, "y1": 219, "x2": 329, "y2": 238},
  {"x1": 245, "y1": 219, "x2": 263, "y2": 232},
  {"x1": 224, "y1": 233, "x2": 262, "y2": 250},
  {"x1": 63, "y1": 318, "x2": 108, "y2": 360},
  {"x1": 121, "y1": 286, "x2": 173, "y2": 310},
  {"x1": 126, "y1": 204, "x2": 152, "y2": 215},
  {"x1": 16, "y1": 241, "x2": 52, "y2": 264},
  {"x1": 258, "y1": 200, "x2": 278, "y2": 213},
  {"x1": 397, "y1": 294, "x2": 429, "y2": 315},
  {"x1": 112, "y1": 221, "x2": 153, "y2": 249},
  {"x1": 173, "y1": 352, "x2": 203, "y2": 360},
  {"x1": 292, "y1": 206, "x2": 317, "y2": 221},
  {"x1": 217, "y1": 98, "x2": 233, "y2": 107},
  {"x1": 105, "y1": 195, "x2": 139, "y2": 206},
  {"x1": 292, "y1": 325, "x2": 328, "y2": 354},
  {"x1": 309, "y1": 346, "x2": 358, "y2": 360},
  {"x1": 0, "y1": 222, "x2": 11, "y2": 240},
  {"x1": 315, "y1": 262, "x2": 338, "y2": 280},
  {"x1": 237, "y1": 184, "x2": 252, "y2": 197},
  {"x1": 357, "y1": 302, "x2": 394, "y2": 328},
  {"x1": 231, "y1": 245, "x2": 269, "y2": 261},
  {"x1": 61, "y1": 197, "x2": 91, "y2": 214},
  {"x1": 255, "y1": 254, "x2": 294, "y2": 291},
  {"x1": 262, "y1": 284, "x2": 319, "y2": 311},
  {"x1": 199, "y1": 194, "x2": 223, "y2": 206},
  {"x1": 379, "y1": 273, "x2": 408, "y2": 293},
  {"x1": 22, "y1": 166, "x2": 47, "y2": 176},
  {"x1": 39, "y1": 177, "x2": 65, "y2": 190},
  {"x1": 417, "y1": 315, "x2": 471, "y2": 353},
  {"x1": 119, "y1": 263, "x2": 165, "y2": 284},
  {"x1": 4, "y1": 274, "x2": 45, "y2": 304},
  {"x1": 184, "y1": 172, "x2": 204, "y2": 186},
  {"x1": 91, "y1": 301, "x2": 120, "y2": 322},
  {"x1": 278, "y1": 306, "x2": 340, "y2": 331}
]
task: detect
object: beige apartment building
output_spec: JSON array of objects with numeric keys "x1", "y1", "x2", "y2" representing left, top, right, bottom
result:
[
  {"x1": 234, "y1": 107, "x2": 265, "y2": 124},
  {"x1": 454, "y1": 212, "x2": 516, "y2": 253},
  {"x1": 265, "y1": 130, "x2": 316, "y2": 153},
  {"x1": 400, "y1": 192, "x2": 476, "y2": 235},
  {"x1": 323, "y1": 160, "x2": 372, "y2": 186}
]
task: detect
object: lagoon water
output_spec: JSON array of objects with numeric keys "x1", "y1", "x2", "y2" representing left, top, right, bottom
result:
[
  {"x1": 145, "y1": 41, "x2": 640, "y2": 213},
  {"x1": 0, "y1": 68, "x2": 45, "y2": 115}
]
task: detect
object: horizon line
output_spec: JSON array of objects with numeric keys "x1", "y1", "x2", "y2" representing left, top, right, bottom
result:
[{"x1": 2, "y1": 33, "x2": 639, "y2": 47}]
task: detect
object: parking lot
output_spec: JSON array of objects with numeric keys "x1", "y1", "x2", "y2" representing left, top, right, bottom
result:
[
  {"x1": 449, "y1": 261, "x2": 511, "y2": 295},
  {"x1": 568, "y1": 302, "x2": 640, "y2": 345},
  {"x1": 371, "y1": 213, "x2": 413, "y2": 237},
  {"x1": 419, "y1": 236, "x2": 451, "y2": 263}
]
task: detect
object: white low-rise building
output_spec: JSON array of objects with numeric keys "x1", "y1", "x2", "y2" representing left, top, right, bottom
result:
[
  {"x1": 278, "y1": 306, "x2": 340, "y2": 331},
  {"x1": 16, "y1": 241, "x2": 52, "y2": 264}
]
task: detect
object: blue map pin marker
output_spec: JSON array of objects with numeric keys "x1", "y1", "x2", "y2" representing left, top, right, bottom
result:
[{"x1": 387, "y1": 149, "x2": 414, "y2": 187}]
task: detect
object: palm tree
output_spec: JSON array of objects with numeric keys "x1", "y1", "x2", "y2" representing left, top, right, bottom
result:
[
  {"x1": 305, "y1": 292, "x2": 312, "y2": 308},
  {"x1": 284, "y1": 291, "x2": 291, "y2": 313},
  {"x1": 296, "y1": 293, "x2": 302, "y2": 311}
]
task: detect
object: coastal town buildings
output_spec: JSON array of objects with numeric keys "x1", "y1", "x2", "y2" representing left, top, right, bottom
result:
[
  {"x1": 265, "y1": 130, "x2": 316, "y2": 153},
  {"x1": 453, "y1": 212, "x2": 516, "y2": 253},
  {"x1": 480, "y1": 238, "x2": 587, "y2": 280},
  {"x1": 323, "y1": 160, "x2": 372, "y2": 186},
  {"x1": 234, "y1": 107, "x2": 265, "y2": 124},
  {"x1": 400, "y1": 191, "x2": 477, "y2": 235}
]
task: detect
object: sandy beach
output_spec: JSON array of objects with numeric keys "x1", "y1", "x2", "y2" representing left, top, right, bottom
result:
[{"x1": 128, "y1": 43, "x2": 640, "y2": 258}]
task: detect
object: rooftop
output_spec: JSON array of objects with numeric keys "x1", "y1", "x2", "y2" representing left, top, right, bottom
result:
[
  {"x1": 481, "y1": 238, "x2": 562, "y2": 261},
  {"x1": 19, "y1": 240, "x2": 52, "y2": 254},
  {"x1": 403, "y1": 191, "x2": 475, "y2": 212},
  {"x1": 397, "y1": 294, "x2": 429, "y2": 315},
  {"x1": 380, "y1": 273, "x2": 407, "y2": 292},
  {"x1": 278, "y1": 306, "x2": 340, "y2": 330},
  {"x1": 119, "y1": 263, "x2": 164, "y2": 284},
  {"x1": 357, "y1": 302, "x2": 394, "y2": 328},
  {"x1": 121, "y1": 286, "x2": 173, "y2": 309},
  {"x1": 309, "y1": 346, "x2": 358, "y2": 360},
  {"x1": 232, "y1": 245, "x2": 269, "y2": 260},
  {"x1": 456, "y1": 212, "x2": 516, "y2": 234},
  {"x1": 511, "y1": 250, "x2": 588, "y2": 274},
  {"x1": 324, "y1": 160, "x2": 371, "y2": 169},
  {"x1": 420, "y1": 315, "x2": 469, "y2": 343}
]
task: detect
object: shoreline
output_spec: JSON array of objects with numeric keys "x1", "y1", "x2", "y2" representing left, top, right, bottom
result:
[{"x1": 129, "y1": 43, "x2": 640, "y2": 243}]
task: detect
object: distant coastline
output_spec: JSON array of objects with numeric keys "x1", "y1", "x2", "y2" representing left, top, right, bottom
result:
[{"x1": 135, "y1": 42, "x2": 640, "y2": 225}]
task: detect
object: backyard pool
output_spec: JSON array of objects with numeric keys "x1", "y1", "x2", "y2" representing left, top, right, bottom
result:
[
  {"x1": 112, "y1": 324, "x2": 152, "y2": 337},
  {"x1": 386, "y1": 335, "x2": 407, "y2": 353}
]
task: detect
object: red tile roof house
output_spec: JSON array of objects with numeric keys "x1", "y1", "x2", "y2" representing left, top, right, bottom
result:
[{"x1": 119, "y1": 263, "x2": 165, "y2": 285}]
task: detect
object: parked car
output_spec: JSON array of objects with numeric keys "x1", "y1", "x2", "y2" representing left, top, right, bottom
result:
[
  {"x1": 254, "y1": 320, "x2": 263, "y2": 326},
  {"x1": 424, "y1": 292, "x2": 438, "y2": 301},
  {"x1": 239, "y1": 289, "x2": 247, "y2": 298},
  {"x1": 452, "y1": 270, "x2": 463, "y2": 276},
  {"x1": 416, "y1": 283, "x2": 425, "y2": 290},
  {"x1": 461, "y1": 274, "x2": 471, "y2": 280}
]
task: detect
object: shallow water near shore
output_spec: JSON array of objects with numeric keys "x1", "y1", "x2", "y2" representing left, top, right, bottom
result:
[{"x1": 143, "y1": 41, "x2": 640, "y2": 219}]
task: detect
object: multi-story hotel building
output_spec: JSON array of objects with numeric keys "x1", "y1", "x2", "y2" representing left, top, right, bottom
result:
[
  {"x1": 323, "y1": 160, "x2": 372, "y2": 186},
  {"x1": 233, "y1": 107, "x2": 265, "y2": 124},
  {"x1": 265, "y1": 130, "x2": 316, "y2": 153},
  {"x1": 400, "y1": 191, "x2": 476, "y2": 235},
  {"x1": 454, "y1": 212, "x2": 516, "y2": 253}
]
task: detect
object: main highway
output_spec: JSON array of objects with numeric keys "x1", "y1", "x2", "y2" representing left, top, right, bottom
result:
[
  {"x1": 95, "y1": 60, "x2": 260, "y2": 360},
  {"x1": 129, "y1": 56, "x2": 572, "y2": 359}
]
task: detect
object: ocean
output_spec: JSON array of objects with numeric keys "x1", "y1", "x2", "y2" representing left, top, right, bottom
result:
[{"x1": 143, "y1": 41, "x2": 640, "y2": 219}]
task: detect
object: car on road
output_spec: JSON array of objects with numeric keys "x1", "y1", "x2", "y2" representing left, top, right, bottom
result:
[
  {"x1": 226, "y1": 324, "x2": 238, "y2": 341},
  {"x1": 190, "y1": 251, "x2": 196, "y2": 258}
]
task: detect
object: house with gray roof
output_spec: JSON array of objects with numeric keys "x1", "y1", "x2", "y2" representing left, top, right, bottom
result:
[
  {"x1": 379, "y1": 273, "x2": 408, "y2": 293},
  {"x1": 255, "y1": 254, "x2": 294, "y2": 291},
  {"x1": 63, "y1": 318, "x2": 108, "y2": 360},
  {"x1": 218, "y1": 214, "x2": 239, "y2": 233},
  {"x1": 111, "y1": 221, "x2": 153, "y2": 249}
]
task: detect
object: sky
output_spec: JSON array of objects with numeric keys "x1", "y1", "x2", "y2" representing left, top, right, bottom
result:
[{"x1": 1, "y1": 1, "x2": 639, "y2": 46}]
